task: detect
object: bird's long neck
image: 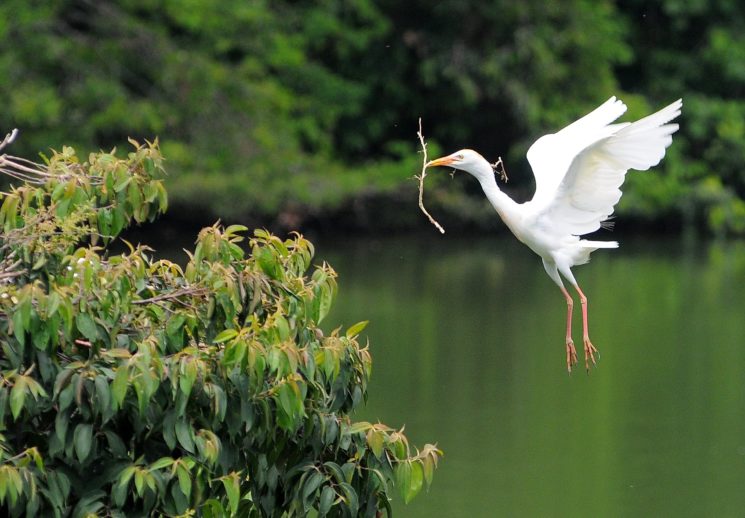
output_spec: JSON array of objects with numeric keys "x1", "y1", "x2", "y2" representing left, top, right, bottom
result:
[{"x1": 472, "y1": 160, "x2": 521, "y2": 226}]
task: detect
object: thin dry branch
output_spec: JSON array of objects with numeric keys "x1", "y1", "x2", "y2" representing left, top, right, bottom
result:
[
  {"x1": 132, "y1": 287, "x2": 209, "y2": 305},
  {"x1": 0, "y1": 129, "x2": 18, "y2": 153},
  {"x1": 415, "y1": 119, "x2": 445, "y2": 234},
  {"x1": 491, "y1": 157, "x2": 509, "y2": 183}
]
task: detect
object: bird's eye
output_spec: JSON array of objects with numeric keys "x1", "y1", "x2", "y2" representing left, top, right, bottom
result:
[{"x1": 456, "y1": 154, "x2": 464, "y2": 160}]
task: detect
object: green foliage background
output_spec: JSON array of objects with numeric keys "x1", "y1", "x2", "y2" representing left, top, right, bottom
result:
[{"x1": 3, "y1": 0, "x2": 745, "y2": 234}]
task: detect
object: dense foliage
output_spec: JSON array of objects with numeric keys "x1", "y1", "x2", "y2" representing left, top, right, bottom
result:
[
  {"x1": 3, "y1": 0, "x2": 745, "y2": 233},
  {"x1": 0, "y1": 138, "x2": 440, "y2": 516}
]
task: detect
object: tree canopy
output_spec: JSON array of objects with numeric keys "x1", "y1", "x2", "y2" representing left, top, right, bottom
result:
[{"x1": 0, "y1": 136, "x2": 440, "y2": 516}]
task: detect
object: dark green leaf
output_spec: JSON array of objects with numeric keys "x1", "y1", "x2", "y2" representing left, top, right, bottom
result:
[
  {"x1": 73, "y1": 424, "x2": 93, "y2": 463},
  {"x1": 175, "y1": 419, "x2": 194, "y2": 453},
  {"x1": 75, "y1": 313, "x2": 98, "y2": 342},
  {"x1": 319, "y1": 486, "x2": 335, "y2": 516}
]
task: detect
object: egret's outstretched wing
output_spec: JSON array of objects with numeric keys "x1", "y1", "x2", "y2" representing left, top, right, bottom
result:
[
  {"x1": 526, "y1": 97, "x2": 628, "y2": 209},
  {"x1": 536, "y1": 99, "x2": 682, "y2": 236}
]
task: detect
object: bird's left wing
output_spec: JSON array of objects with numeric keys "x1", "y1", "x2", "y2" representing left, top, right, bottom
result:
[{"x1": 534, "y1": 99, "x2": 682, "y2": 236}]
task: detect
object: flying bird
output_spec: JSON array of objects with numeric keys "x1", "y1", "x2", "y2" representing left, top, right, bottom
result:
[{"x1": 426, "y1": 97, "x2": 682, "y2": 372}]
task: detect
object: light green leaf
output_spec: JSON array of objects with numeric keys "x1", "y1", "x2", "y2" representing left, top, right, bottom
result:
[
  {"x1": 214, "y1": 329, "x2": 238, "y2": 344},
  {"x1": 225, "y1": 224, "x2": 248, "y2": 235},
  {"x1": 405, "y1": 461, "x2": 424, "y2": 503},
  {"x1": 10, "y1": 376, "x2": 27, "y2": 420},
  {"x1": 149, "y1": 457, "x2": 174, "y2": 471},
  {"x1": 367, "y1": 430, "x2": 384, "y2": 458},
  {"x1": 345, "y1": 320, "x2": 369, "y2": 338},
  {"x1": 221, "y1": 474, "x2": 239, "y2": 516},
  {"x1": 348, "y1": 421, "x2": 372, "y2": 434},
  {"x1": 395, "y1": 462, "x2": 411, "y2": 503},
  {"x1": 111, "y1": 366, "x2": 128, "y2": 409}
]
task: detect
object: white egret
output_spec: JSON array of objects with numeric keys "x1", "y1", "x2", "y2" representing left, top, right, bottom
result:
[{"x1": 426, "y1": 97, "x2": 682, "y2": 372}]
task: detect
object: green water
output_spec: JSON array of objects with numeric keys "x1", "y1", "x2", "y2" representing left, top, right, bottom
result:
[{"x1": 318, "y1": 234, "x2": 745, "y2": 517}]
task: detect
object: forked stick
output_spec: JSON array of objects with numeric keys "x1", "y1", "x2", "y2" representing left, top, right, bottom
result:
[{"x1": 415, "y1": 118, "x2": 445, "y2": 234}]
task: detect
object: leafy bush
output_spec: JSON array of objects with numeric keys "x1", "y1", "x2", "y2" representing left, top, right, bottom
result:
[{"x1": 0, "y1": 135, "x2": 440, "y2": 516}]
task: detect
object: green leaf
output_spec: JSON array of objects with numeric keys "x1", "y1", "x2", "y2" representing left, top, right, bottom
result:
[
  {"x1": 302, "y1": 471, "x2": 324, "y2": 506},
  {"x1": 214, "y1": 329, "x2": 238, "y2": 344},
  {"x1": 117, "y1": 466, "x2": 136, "y2": 489},
  {"x1": 75, "y1": 313, "x2": 98, "y2": 342},
  {"x1": 10, "y1": 376, "x2": 27, "y2": 420},
  {"x1": 12, "y1": 310, "x2": 25, "y2": 347},
  {"x1": 337, "y1": 482, "x2": 358, "y2": 516},
  {"x1": 175, "y1": 419, "x2": 195, "y2": 453},
  {"x1": 256, "y1": 247, "x2": 283, "y2": 280},
  {"x1": 319, "y1": 486, "x2": 335, "y2": 516},
  {"x1": 221, "y1": 474, "x2": 239, "y2": 516},
  {"x1": 367, "y1": 430, "x2": 384, "y2": 458},
  {"x1": 225, "y1": 224, "x2": 248, "y2": 235},
  {"x1": 94, "y1": 376, "x2": 111, "y2": 411},
  {"x1": 395, "y1": 462, "x2": 411, "y2": 503},
  {"x1": 348, "y1": 421, "x2": 372, "y2": 434},
  {"x1": 405, "y1": 461, "x2": 424, "y2": 503},
  {"x1": 177, "y1": 464, "x2": 192, "y2": 499},
  {"x1": 55, "y1": 412, "x2": 69, "y2": 444},
  {"x1": 345, "y1": 320, "x2": 369, "y2": 338},
  {"x1": 105, "y1": 430, "x2": 127, "y2": 457},
  {"x1": 149, "y1": 457, "x2": 174, "y2": 471},
  {"x1": 73, "y1": 423, "x2": 93, "y2": 463},
  {"x1": 317, "y1": 285, "x2": 332, "y2": 324},
  {"x1": 113, "y1": 173, "x2": 132, "y2": 192},
  {"x1": 111, "y1": 366, "x2": 128, "y2": 409}
]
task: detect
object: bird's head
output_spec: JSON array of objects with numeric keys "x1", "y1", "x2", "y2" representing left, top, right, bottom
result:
[{"x1": 426, "y1": 149, "x2": 493, "y2": 182}]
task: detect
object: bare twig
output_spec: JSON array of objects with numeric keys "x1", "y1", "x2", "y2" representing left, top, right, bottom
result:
[
  {"x1": 132, "y1": 287, "x2": 208, "y2": 305},
  {"x1": 0, "y1": 129, "x2": 18, "y2": 153},
  {"x1": 415, "y1": 118, "x2": 445, "y2": 234}
]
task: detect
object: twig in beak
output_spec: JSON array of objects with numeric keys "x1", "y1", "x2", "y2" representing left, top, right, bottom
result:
[
  {"x1": 491, "y1": 156, "x2": 508, "y2": 183},
  {"x1": 415, "y1": 118, "x2": 446, "y2": 234}
]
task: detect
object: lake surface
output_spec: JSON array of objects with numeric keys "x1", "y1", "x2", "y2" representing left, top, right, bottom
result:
[{"x1": 317, "y1": 233, "x2": 745, "y2": 517}]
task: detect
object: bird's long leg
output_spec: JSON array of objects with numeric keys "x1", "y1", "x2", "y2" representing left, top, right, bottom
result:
[
  {"x1": 574, "y1": 285, "x2": 598, "y2": 370},
  {"x1": 560, "y1": 286, "x2": 578, "y2": 373}
]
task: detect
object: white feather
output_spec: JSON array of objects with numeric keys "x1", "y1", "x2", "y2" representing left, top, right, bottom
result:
[{"x1": 529, "y1": 98, "x2": 682, "y2": 236}]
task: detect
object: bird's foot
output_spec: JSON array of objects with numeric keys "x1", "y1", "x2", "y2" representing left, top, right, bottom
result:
[
  {"x1": 583, "y1": 337, "x2": 598, "y2": 372},
  {"x1": 566, "y1": 339, "x2": 578, "y2": 374}
]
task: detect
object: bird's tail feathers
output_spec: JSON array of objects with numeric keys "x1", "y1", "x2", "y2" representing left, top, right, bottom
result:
[
  {"x1": 581, "y1": 240, "x2": 619, "y2": 249},
  {"x1": 572, "y1": 240, "x2": 619, "y2": 266}
]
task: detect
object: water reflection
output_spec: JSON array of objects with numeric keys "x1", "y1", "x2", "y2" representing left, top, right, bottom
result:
[{"x1": 319, "y1": 235, "x2": 745, "y2": 517}]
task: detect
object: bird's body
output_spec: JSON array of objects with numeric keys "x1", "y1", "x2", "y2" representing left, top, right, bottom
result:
[{"x1": 426, "y1": 97, "x2": 682, "y2": 372}]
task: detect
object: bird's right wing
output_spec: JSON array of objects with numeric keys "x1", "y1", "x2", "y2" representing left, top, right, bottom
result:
[
  {"x1": 534, "y1": 99, "x2": 682, "y2": 236},
  {"x1": 526, "y1": 97, "x2": 628, "y2": 210}
]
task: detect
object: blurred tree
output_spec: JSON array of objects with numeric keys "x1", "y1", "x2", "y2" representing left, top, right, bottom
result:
[
  {"x1": 2, "y1": 0, "x2": 745, "y2": 234},
  {"x1": 616, "y1": 0, "x2": 745, "y2": 234}
]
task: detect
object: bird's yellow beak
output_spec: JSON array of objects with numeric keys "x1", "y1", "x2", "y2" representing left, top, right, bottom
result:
[{"x1": 425, "y1": 156, "x2": 455, "y2": 168}]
